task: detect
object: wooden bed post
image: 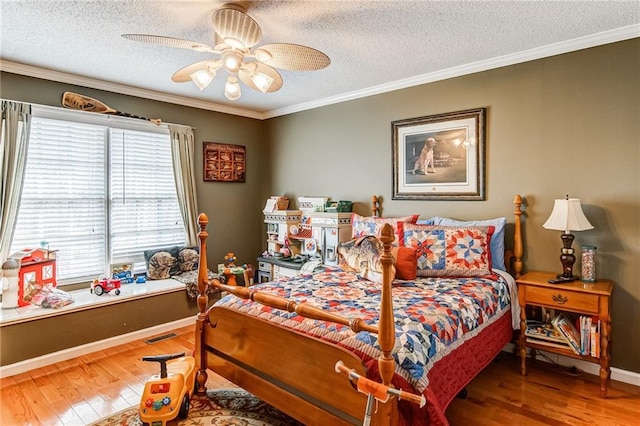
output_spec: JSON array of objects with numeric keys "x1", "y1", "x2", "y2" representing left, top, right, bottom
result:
[
  {"x1": 372, "y1": 223, "x2": 398, "y2": 426},
  {"x1": 377, "y1": 223, "x2": 396, "y2": 386},
  {"x1": 513, "y1": 194, "x2": 524, "y2": 279},
  {"x1": 372, "y1": 195, "x2": 380, "y2": 217},
  {"x1": 195, "y1": 213, "x2": 211, "y2": 396}
]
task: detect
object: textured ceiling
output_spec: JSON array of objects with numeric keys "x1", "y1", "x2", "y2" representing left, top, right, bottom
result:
[{"x1": 1, "y1": 1, "x2": 639, "y2": 119}]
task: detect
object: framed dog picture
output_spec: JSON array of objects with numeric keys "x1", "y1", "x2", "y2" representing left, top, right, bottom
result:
[
  {"x1": 391, "y1": 108, "x2": 486, "y2": 200},
  {"x1": 203, "y1": 142, "x2": 246, "y2": 182}
]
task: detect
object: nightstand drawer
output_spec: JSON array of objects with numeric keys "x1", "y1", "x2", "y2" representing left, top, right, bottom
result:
[{"x1": 526, "y1": 286, "x2": 599, "y2": 313}]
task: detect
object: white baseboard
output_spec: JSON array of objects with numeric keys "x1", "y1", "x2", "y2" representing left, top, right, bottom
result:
[
  {"x1": 502, "y1": 342, "x2": 640, "y2": 388},
  {"x1": 0, "y1": 316, "x2": 195, "y2": 379}
]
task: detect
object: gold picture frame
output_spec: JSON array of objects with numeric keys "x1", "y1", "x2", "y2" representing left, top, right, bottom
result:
[{"x1": 392, "y1": 108, "x2": 486, "y2": 200}]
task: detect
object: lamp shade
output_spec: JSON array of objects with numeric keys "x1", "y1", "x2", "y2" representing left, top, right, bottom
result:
[{"x1": 543, "y1": 198, "x2": 594, "y2": 233}]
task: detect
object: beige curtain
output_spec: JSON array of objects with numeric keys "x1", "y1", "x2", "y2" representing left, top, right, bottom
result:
[
  {"x1": 1, "y1": 101, "x2": 31, "y2": 263},
  {"x1": 169, "y1": 124, "x2": 199, "y2": 246}
]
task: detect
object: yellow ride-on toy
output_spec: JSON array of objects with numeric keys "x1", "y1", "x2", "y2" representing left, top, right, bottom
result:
[{"x1": 139, "y1": 352, "x2": 196, "y2": 426}]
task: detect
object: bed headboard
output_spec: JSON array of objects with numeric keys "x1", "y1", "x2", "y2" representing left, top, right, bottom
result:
[
  {"x1": 372, "y1": 195, "x2": 380, "y2": 217},
  {"x1": 369, "y1": 193, "x2": 524, "y2": 278}
]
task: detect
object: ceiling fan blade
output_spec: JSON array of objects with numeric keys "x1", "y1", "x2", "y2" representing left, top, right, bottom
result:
[
  {"x1": 212, "y1": 4, "x2": 261, "y2": 49},
  {"x1": 172, "y1": 60, "x2": 222, "y2": 82},
  {"x1": 239, "y1": 62, "x2": 283, "y2": 93},
  {"x1": 122, "y1": 34, "x2": 217, "y2": 53},
  {"x1": 254, "y1": 43, "x2": 330, "y2": 71}
]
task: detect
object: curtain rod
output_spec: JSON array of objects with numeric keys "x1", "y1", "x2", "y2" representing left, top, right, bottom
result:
[{"x1": 1, "y1": 97, "x2": 196, "y2": 130}]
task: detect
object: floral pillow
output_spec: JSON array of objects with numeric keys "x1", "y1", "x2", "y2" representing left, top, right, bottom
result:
[
  {"x1": 397, "y1": 223, "x2": 494, "y2": 277},
  {"x1": 351, "y1": 213, "x2": 419, "y2": 246}
]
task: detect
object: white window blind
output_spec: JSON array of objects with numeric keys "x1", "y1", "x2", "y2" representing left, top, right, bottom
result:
[
  {"x1": 110, "y1": 128, "x2": 185, "y2": 265},
  {"x1": 10, "y1": 114, "x2": 186, "y2": 284}
]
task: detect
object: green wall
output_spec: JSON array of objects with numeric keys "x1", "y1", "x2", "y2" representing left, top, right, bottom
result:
[
  {"x1": 264, "y1": 39, "x2": 640, "y2": 372},
  {"x1": 1, "y1": 38, "x2": 638, "y2": 373}
]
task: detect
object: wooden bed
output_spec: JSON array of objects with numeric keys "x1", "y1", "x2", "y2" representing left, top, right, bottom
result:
[{"x1": 194, "y1": 195, "x2": 524, "y2": 426}]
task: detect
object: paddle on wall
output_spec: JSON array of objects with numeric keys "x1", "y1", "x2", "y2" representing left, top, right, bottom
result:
[{"x1": 62, "y1": 91, "x2": 162, "y2": 125}]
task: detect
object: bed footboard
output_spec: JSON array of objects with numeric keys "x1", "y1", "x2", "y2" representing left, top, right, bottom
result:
[{"x1": 203, "y1": 306, "x2": 368, "y2": 425}]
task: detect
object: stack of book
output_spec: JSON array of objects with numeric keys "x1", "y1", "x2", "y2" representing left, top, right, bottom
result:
[
  {"x1": 525, "y1": 320, "x2": 572, "y2": 350},
  {"x1": 526, "y1": 313, "x2": 601, "y2": 357}
]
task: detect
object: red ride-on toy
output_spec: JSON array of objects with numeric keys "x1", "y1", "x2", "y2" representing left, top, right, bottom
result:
[{"x1": 139, "y1": 352, "x2": 196, "y2": 426}]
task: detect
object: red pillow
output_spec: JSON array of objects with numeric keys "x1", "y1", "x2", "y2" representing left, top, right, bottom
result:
[{"x1": 392, "y1": 246, "x2": 418, "y2": 280}]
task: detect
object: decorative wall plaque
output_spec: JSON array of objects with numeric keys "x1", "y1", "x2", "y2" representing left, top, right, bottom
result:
[{"x1": 203, "y1": 142, "x2": 246, "y2": 182}]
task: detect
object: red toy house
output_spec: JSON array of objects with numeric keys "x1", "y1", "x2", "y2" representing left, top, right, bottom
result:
[{"x1": 12, "y1": 249, "x2": 57, "y2": 307}]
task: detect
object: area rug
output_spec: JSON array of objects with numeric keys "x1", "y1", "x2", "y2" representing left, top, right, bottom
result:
[{"x1": 91, "y1": 388, "x2": 303, "y2": 426}]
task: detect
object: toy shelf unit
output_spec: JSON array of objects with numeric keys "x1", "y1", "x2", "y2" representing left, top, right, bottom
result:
[
  {"x1": 301, "y1": 212, "x2": 352, "y2": 266},
  {"x1": 296, "y1": 197, "x2": 353, "y2": 266},
  {"x1": 263, "y1": 210, "x2": 303, "y2": 257},
  {"x1": 257, "y1": 258, "x2": 273, "y2": 283},
  {"x1": 256, "y1": 256, "x2": 305, "y2": 282},
  {"x1": 260, "y1": 198, "x2": 354, "y2": 280}
]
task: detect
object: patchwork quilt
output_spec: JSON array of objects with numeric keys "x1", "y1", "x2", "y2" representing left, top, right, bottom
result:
[
  {"x1": 215, "y1": 268, "x2": 512, "y2": 394},
  {"x1": 173, "y1": 269, "x2": 222, "y2": 299}
]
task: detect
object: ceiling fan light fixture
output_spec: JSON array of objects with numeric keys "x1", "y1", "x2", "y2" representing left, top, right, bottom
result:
[
  {"x1": 190, "y1": 68, "x2": 215, "y2": 91},
  {"x1": 224, "y1": 75, "x2": 241, "y2": 100},
  {"x1": 222, "y1": 50, "x2": 243, "y2": 73},
  {"x1": 250, "y1": 70, "x2": 274, "y2": 93}
]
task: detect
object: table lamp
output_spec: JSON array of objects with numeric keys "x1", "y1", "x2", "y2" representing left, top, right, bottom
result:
[{"x1": 543, "y1": 195, "x2": 593, "y2": 282}]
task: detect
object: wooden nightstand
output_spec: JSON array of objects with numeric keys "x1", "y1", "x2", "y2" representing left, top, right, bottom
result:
[{"x1": 516, "y1": 271, "x2": 613, "y2": 397}]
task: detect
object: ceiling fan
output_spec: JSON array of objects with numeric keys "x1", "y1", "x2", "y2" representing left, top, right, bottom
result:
[{"x1": 122, "y1": 3, "x2": 330, "y2": 101}]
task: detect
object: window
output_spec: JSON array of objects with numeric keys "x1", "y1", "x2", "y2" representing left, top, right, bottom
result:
[{"x1": 10, "y1": 109, "x2": 186, "y2": 284}]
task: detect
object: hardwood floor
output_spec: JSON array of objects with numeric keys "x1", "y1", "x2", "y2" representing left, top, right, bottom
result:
[
  {"x1": 0, "y1": 325, "x2": 234, "y2": 426},
  {"x1": 1, "y1": 325, "x2": 638, "y2": 425},
  {"x1": 447, "y1": 352, "x2": 639, "y2": 425}
]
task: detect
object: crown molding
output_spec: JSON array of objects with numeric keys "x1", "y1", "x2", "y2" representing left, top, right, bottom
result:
[
  {"x1": 2, "y1": 25, "x2": 638, "y2": 120},
  {"x1": 0, "y1": 60, "x2": 265, "y2": 120},
  {"x1": 264, "y1": 25, "x2": 640, "y2": 118}
]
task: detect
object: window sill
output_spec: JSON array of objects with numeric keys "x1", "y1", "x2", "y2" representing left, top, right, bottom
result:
[{"x1": 0, "y1": 279, "x2": 185, "y2": 327}]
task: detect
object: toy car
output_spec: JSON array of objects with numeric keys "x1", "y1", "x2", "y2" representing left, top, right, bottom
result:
[
  {"x1": 139, "y1": 352, "x2": 196, "y2": 426},
  {"x1": 90, "y1": 276, "x2": 121, "y2": 296},
  {"x1": 112, "y1": 269, "x2": 134, "y2": 284},
  {"x1": 136, "y1": 275, "x2": 147, "y2": 284}
]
